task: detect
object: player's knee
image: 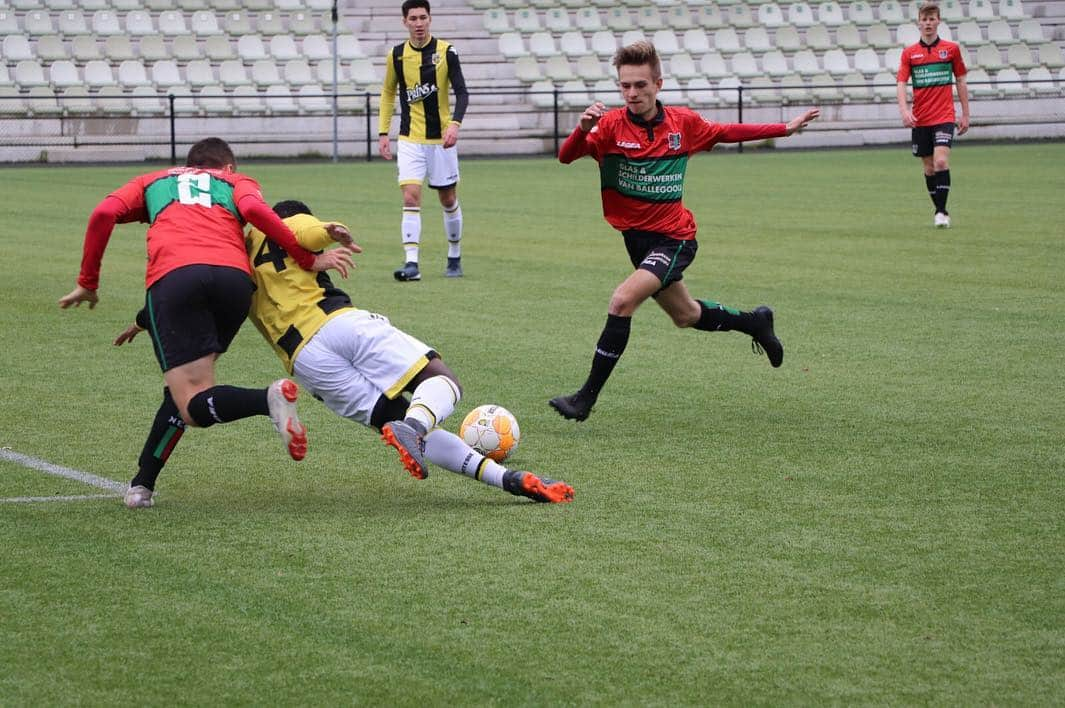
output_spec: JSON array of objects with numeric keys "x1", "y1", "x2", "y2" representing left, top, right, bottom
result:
[{"x1": 933, "y1": 157, "x2": 949, "y2": 171}]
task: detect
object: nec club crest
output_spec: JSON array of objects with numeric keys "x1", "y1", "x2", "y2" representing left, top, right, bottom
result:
[
  {"x1": 939, "y1": 49, "x2": 949, "y2": 58},
  {"x1": 667, "y1": 132, "x2": 682, "y2": 150}
]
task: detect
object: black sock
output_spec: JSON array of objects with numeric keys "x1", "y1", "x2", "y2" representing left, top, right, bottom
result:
[
  {"x1": 186, "y1": 385, "x2": 269, "y2": 428},
  {"x1": 925, "y1": 173, "x2": 937, "y2": 209},
  {"x1": 579, "y1": 314, "x2": 631, "y2": 399},
  {"x1": 130, "y1": 387, "x2": 185, "y2": 491},
  {"x1": 934, "y1": 169, "x2": 950, "y2": 214},
  {"x1": 693, "y1": 300, "x2": 759, "y2": 334}
]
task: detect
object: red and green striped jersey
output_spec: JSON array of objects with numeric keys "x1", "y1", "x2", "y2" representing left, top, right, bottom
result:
[
  {"x1": 559, "y1": 104, "x2": 786, "y2": 240},
  {"x1": 897, "y1": 37, "x2": 967, "y2": 126}
]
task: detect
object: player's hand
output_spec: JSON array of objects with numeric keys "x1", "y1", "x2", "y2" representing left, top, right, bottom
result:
[
  {"x1": 325, "y1": 223, "x2": 362, "y2": 254},
  {"x1": 113, "y1": 324, "x2": 144, "y2": 346},
  {"x1": 443, "y1": 123, "x2": 460, "y2": 149},
  {"x1": 957, "y1": 115, "x2": 970, "y2": 135},
  {"x1": 900, "y1": 109, "x2": 917, "y2": 128},
  {"x1": 378, "y1": 135, "x2": 393, "y2": 160},
  {"x1": 312, "y1": 246, "x2": 355, "y2": 279},
  {"x1": 579, "y1": 101, "x2": 607, "y2": 132},
  {"x1": 785, "y1": 108, "x2": 820, "y2": 135},
  {"x1": 58, "y1": 285, "x2": 98, "y2": 309}
]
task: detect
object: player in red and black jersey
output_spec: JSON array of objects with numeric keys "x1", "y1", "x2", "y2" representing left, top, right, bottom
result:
[
  {"x1": 58, "y1": 137, "x2": 355, "y2": 508},
  {"x1": 897, "y1": 1, "x2": 970, "y2": 228},
  {"x1": 549, "y1": 41, "x2": 819, "y2": 422}
]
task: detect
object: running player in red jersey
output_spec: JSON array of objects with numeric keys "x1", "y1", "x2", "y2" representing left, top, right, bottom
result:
[
  {"x1": 549, "y1": 41, "x2": 818, "y2": 422},
  {"x1": 897, "y1": 1, "x2": 970, "y2": 228},
  {"x1": 58, "y1": 138, "x2": 355, "y2": 508}
]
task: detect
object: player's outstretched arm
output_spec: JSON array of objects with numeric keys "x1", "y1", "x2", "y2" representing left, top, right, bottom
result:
[
  {"x1": 312, "y1": 246, "x2": 355, "y2": 279},
  {"x1": 324, "y1": 223, "x2": 362, "y2": 253},
  {"x1": 785, "y1": 108, "x2": 820, "y2": 135},
  {"x1": 58, "y1": 285, "x2": 98, "y2": 309},
  {"x1": 113, "y1": 322, "x2": 144, "y2": 346}
]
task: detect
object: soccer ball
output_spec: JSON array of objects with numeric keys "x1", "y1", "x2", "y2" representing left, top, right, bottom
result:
[{"x1": 459, "y1": 404, "x2": 521, "y2": 463}]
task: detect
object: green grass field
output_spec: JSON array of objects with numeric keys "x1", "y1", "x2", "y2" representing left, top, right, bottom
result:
[{"x1": 1, "y1": 143, "x2": 1062, "y2": 705}]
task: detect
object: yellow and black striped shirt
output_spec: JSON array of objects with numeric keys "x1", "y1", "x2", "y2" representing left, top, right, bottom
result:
[{"x1": 378, "y1": 36, "x2": 469, "y2": 144}]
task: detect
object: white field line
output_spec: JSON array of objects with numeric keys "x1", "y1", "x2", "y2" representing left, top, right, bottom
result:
[{"x1": 0, "y1": 448, "x2": 124, "y2": 503}]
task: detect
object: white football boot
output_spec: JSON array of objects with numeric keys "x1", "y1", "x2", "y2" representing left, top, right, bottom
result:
[
  {"x1": 934, "y1": 212, "x2": 951, "y2": 228},
  {"x1": 267, "y1": 379, "x2": 308, "y2": 460},
  {"x1": 124, "y1": 485, "x2": 154, "y2": 509}
]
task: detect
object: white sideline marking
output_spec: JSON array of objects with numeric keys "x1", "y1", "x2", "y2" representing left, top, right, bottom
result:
[
  {"x1": 2, "y1": 494, "x2": 118, "y2": 504},
  {"x1": 0, "y1": 448, "x2": 125, "y2": 503}
]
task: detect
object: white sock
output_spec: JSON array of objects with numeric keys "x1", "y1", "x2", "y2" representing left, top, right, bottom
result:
[
  {"x1": 402, "y1": 207, "x2": 421, "y2": 264},
  {"x1": 424, "y1": 429, "x2": 506, "y2": 488},
  {"x1": 443, "y1": 201, "x2": 462, "y2": 259},
  {"x1": 404, "y1": 375, "x2": 460, "y2": 432}
]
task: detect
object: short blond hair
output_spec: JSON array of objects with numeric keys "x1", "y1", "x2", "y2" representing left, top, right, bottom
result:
[
  {"x1": 918, "y1": 2, "x2": 940, "y2": 18},
  {"x1": 612, "y1": 41, "x2": 662, "y2": 81}
]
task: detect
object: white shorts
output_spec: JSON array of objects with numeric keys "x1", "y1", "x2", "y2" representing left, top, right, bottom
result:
[
  {"x1": 292, "y1": 309, "x2": 433, "y2": 426},
  {"x1": 396, "y1": 139, "x2": 460, "y2": 189}
]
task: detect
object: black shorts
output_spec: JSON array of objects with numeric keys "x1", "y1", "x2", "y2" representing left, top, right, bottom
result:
[
  {"x1": 911, "y1": 123, "x2": 955, "y2": 157},
  {"x1": 143, "y1": 264, "x2": 254, "y2": 372},
  {"x1": 623, "y1": 230, "x2": 698, "y2": 289}
]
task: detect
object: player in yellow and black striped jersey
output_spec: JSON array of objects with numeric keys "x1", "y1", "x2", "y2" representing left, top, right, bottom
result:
[{"x1": 378, "y1": 0, "x2": 470, "y2": 283}]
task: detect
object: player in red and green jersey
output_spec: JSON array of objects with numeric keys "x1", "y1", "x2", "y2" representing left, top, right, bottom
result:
[
  {"x1": 59, "y1": 137, "x2": 355, "y2": 508},
  {"x1": 897, "y1": 1, "x2": 970, "y2": 228},
  {"x1": 549, "y1": 41, "x2": 819, "y2": 422}
]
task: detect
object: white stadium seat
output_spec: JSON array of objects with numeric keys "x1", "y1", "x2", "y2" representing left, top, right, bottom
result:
[
  {"x1": 50, "y1": 60, "x2": 82, "y2": 89},
  {"x1": 270, "y1": 35, "x2": 301, "y2": 61},
  {"x1": 118, "y1": 59, "x2": 152, "y2": 88}
]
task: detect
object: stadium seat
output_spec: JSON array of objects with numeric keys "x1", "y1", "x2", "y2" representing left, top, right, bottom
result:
[
  {"x1": 265, "y1": 84, "x2": 298, "y2": 113},
  {"x1": 57, "y1": 10, "x2": 89, "y2": 36},
  {"x1": 716, "y1": 76, "x2": 742, "y2": 105},
  {"x1": 621, "y1": 29, "x2": 648, "y2": 47},
  {"x1": 231, "y1": 85, "x2": 266, "y2": 114},
  {"x1": 576, "y1": 55, "x2": 607, "y2": 81},
  {"x1": 251, "y1": 59, "x2": 282, "y2": 87},
  {"x1": 590, "y1": 30, "x2": 617, "y2": 58},
  {"x1": 79, "y1": 0, "x2": 109, "y2": 8},
  {"x1": 313, "y1": 59, "x2": 347, "y2": 85},
  {"x1": 111, "y1": 0, "x2": 140, "y2": 8},
  {"x1": 283, "y1": 58, "x2": 315, "y2": 86},
  {"x1": 118, "y1": 59, "x2": 152, "y2": 88},
  {"x1": 823, "y1": 48, "x2": 851, "y2": 75},
  {"x1": 270, "y1": 35, "x2": 300, "y2": 61},
  {"x1": 986, "y1": 20, "x2": 1013, "y2": 45},
  {"x1": 27, "y1": 86, "x2": 63, "y2": 116},
  {"x1": 193, "y1": 84, "x2": 229, "y2": 115},
  {"x1": 810, "y1": 73, "x2": 841, "y2": 101},
  {"x1": 727, "y1": 4, "x2": 754, "y2": 28},
  {"x1": 289, "y1": 12, "x2": 316, "y2": 36},
  {"x1": 205, "y1": 35, "x2": 235, "y2": 61},
  {"x1": 1016, "y1": 19, "x2": 1044, "y2": 45},
  {"x1": 682, "y1": 28, "x2": 711, "y2": 54},
  {"x1": 158, "y1": 10, "x2": 187, "y2": 35},
  {"x1": 59, "y1": 86, "x2": 96, "y2": 115},
  {"x1": 774, "y1": 25, "x2": 802, "y2": 52},
  {"x1": 171, "y1": 35, "x2": 203, "y2": 62},
  {"x1": 180, "y1": 59, "x2": 212, "y2": 88},
  {"x1": 606, "y1": 8, "x2": 634, "y2": 31},
  {"x1": 128, "y1": 85, "x2": 165, "y2": 115},
  {"x1": 665, "y1": 7, "x2": 695, "y2": 30},
  {"x1": 191, "y1": 10, "x2": 222, "y2": 35},
  {"x1": 836, "y1": 23, "x2": 863, "y2": 50},
  {"x1": 996, "y1": 67, "x2": 1025, "y2": 95},
  {"x1": 297, "y1": 84, "x2": 331, "y2": 113},
  {"x1": 652, "y1": 29, "x2": 681, "y2": 55},
  {"x1": 513, "y1": 8, "x2": 541, "y2": 34},
  {"x1": 793, "y1": 49, "x2": 821, "y2": 76},
  {"x1": 848, "y1": 1, "x2": 876, "y2": 24},
  {"x1": 527, "y1": 80, "x2": 556, "y2": 109},
  {"x1": 745, "y1": 76, "x2": 777, "y2": 104},
  {"x1": 699, "y1": 51, "x2": 729, "y2": 78},
  {"x1": 668, "y1": 51, "x2": 700, "y2": 80},
  {"x1": 1027, "y1": 65, "x2": 1055, "y2": 94},
  {"x1": 243, "y1": 0, "x2": 273, "y2": 10},
  {"x1": 91, "y1": 10, "x2": 122, "y2": 36},
  {"x1": 744, "y1": 27, "x2": 772, "y2": 53},
  {"x1": 49, "y1": 60, "x2": 81, "y2": 89},
  {"x1": 939, "y1": 0, "x2": 964, "y2": 21},
  {"x1": 544, "y1": 55, "x2": 576, "y2": 81},
  {"x1": 349, "y1": 58, "x2": 378, "y2": 87},
  {"x1": 713, "y1": 28, "x2": 741, "y2": 53},
  {"x1": 871, "y1": 70, "x2": 897, "y2": 101},
  {"x1": 96, "y1": 85, "x2": 132, "y2": 114},
  {"x1": 255, "y1": 12, "x2": 283, "y2": 36},
  {"x1": 587, "y1": 78, "x2": 617, "y2": 106},
  {"x1": 0, "y1": 10, "x2": 18, "y2": 35},
  {"x1": 806, "y1": 24, "x2": 832, "y2": 51},
  {"x1": 1006, "y1": 42, "x2": 1037, "y2": 69},
  {"x1": 576, "y1": 8, "x2": 603, "y2": 32},
  {"x1": 14, "y1": 60, "x2": 48, "y2": 89},
  {"x1": 72, "y1": 36, "x2": 103, "y2": 62},
  {"x1": 660, "y1": 76, "x2": 685, "y2": 102},
  {"x1": 956, "y1": 21, "x2": 985, "y2": 46},
  {"x1": 483, "y1": 9, "x2": 511, "y2": 34},
  {"x1": 877, "y1": 0, "x2": 905, "y2": 24},
  {"x1": 730, "y1": 51, "x2": 760, "y2": 78},
  {"x1": 883, "y1": 46, "x2": 902, "y2": 72},
  {"x1": 529, "y1": 32, "x2": 558, "y2": 58},
  {"x1": 866, "y1": 22, "x2": 894, "y2": 49},
  {"x1": 560, "y1": 31, "x2": 590, "y2": 57},
  {"x1": 997, "y1": 0, "x2": 1026, "y2": 20},
  {"x1": 513, "y1": 55, "x2": 543, "y2": 82},
  {"x1": 223, "y1": 11, "x2": 253, "y2": 35},
  {"x1": 545, "y1": 9, "x2": 571, "y2": 33},
  {"x1": 854, "y1": 47, "x2": 882, "y2": 74},
  {"x1": 975, "y1": 43, "x2": 1005, "y2": 70},
  {"x1": 685, "y1": 76, "x2": 719, "y2": 106},
  {"x1": 762, "y1": 49, "x2": 790, "y2": 77},
  {"x1": 1037, "y1": 43, "x2": 1065, "y2": 70},
  {"x1": 35, "y1": 35, "x2": 68, "y2": 63},
  {"x1": 85, "y1": 60, "x2": 117, "y2": 88},
  {"x1": 757, "y1": 3, "x2": 786, "y2": 27},
  {"x1": 694, "y1": 4, "x2": 725, "y2": 28},
  {"x1": 897, "y1": 24, "x2": 920, "y2": 46},
  {"x1": 125, "y1": 10, "x2": 155, "y2": 35},
  {"x1": 149, "y1": 59, "x2": 181, "y2": 90},
  {"x1": 841, "y1": 71, "x2": 873, "y2": 100},
  {"x1": 636, "y1": 7, "x2": 666, "y2": 30},
  {"x1": 968, "y1": 0, "x2": 996, "y2": 21},
  {"x1": 965, "y1": 67, "x2": 995, "y2": 96},
  {"x1": 211, "y1": 0, "x2": 241, "y2": 8},
  {"x1": 786, "y1": 2, "x2": 815, "y2": 27},
  {"x1": 238, "y1": 35, "x2": 268, "y2": 62},
  {"x1": 816, "y1": 1, "x2": 845, "y2": 25},
  {"x1": 137, "y1": 35, "x2": 168, "y2": 62},
  {"x1": 23, "y1": 10, "x2": 54, "y2": 35},
  {"x1": 1, "y1": 35, "x2": 33, "y2": 63},
  {"x1": 218, "y1": 59, "x2": 252, "y2": 87},
  {"x1": 499, "y1": 31, "x2": 527, "y2": 58},
  {"x1": 337, "y1": 35, "x2": 365, "y2": 60},
  {"x1": 299, "y1": 35, "x2": 329, "y2": 61}
]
